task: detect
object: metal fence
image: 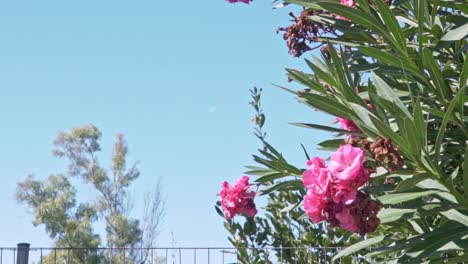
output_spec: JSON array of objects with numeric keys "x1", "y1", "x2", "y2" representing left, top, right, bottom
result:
[{"x1": 0, "y1": 244, "x2": 362, "y2": 264}]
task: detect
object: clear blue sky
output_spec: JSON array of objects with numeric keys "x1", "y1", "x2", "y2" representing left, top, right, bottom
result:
[{"x1": 0, "y1": 0, "x2": 330, "y2": 248}]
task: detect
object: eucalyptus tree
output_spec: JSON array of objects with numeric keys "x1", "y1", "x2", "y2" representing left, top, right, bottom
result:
[{"x1": 17, "y1": 125, "x2": 165, "y2": 263}]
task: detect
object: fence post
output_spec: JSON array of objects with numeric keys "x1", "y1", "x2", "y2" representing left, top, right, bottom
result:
[{"x1": 17, "y1": 243, "x2": 30, "y2": 264}]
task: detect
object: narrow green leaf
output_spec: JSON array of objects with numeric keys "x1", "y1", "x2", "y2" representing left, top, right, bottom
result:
[
  {"x1": 378, "y1": 208, "x2": 416, "y2": 223},
  {"x1": 305, "y1": 58, "x2": 339, "y2": 88},
  {"x1": 286, "y1": 69, "x2": 327, "y2": 94},
  {"x1": 354, "y1": 0, "x2": 371, "y2": 13},
  {"x1": 440, "y1": 23, "x2": 468, "y2": 41},
  {"x1": 416, "y1": 0, "x2": 426, "y2": 54},
  {"x1": 422, "y1": 48, "x2": 449, "y2": 102},
  {"x1": 280, "y1": 200, "x2": 303, "y2": 213},
  {"x1": 460, "y1": 52, "x2": 468, "y2": 88},
  {"x1": 290, "y1": 122, "x2": 360, "y2": 136},
  {"x1": 300, "y1": 143, "x2": 311, "y2": 160},
  {"x1": 244, "y1": 167, "x2": 277, "y2": 176},
  {"x1": 373, "y1": 223, "x2": 466, "y2": 258},
  {"x1": 372, "y1": 73, "x2": 412, "y2": 118},
  {"x1": 359, "y1": 47, "x2": 420, "y2": 75},
  {"x1": 255, "y1": 173, "x2": 288, "y2": 184},
  {"x1": 327, "y1": 46, "x2": 360, "y2": 103},
  {"x1": 349, "y1": 103, "x2": 378, "y2": 131},
  {"x1": 403, "y1": 117, "x2": 421, "y2": 159},
  {"x1": 298, "y1": 93, "x2": 353, "y2": 118},
  {"x1": 318, "y1": 2, "x2": 386, "y2": 33},
  {"x1": 464, "y1": 146, "x2": 468, "y2": 199},
  {"x1": 332, "y1": 235, "x2": 389, "y2": 261},
  {"x1": 259, "y1": 180, "x2": 304, "y2": 196},
  {"x1": 441, "y1": 209, "x2": 468, "y2": 226},
  {"x1": 374, "y1": 0, "x2": 408, "y2": 56},
  {"x1": 396, "y1": 173, "x2": 431, "y2": 192},
  {"x1": 434, "y1": 86, "x2": 466, "y2": 165},
  {"x1": 215, "y1": 205, "x2": 224, "y2": 217},
  {"x1": 407, "y1": 224, "x2": 468, "y2": 260},
  {"x1": 413, "y1": 96, "x2": 426, "y2": 146},
  {"x1": 285, "y1": 0, "x2": 322, "y2": 9},
  {"x1": 318, "y1": 139, "x2": 344, "y2": 150},
  {"x1": 378, "y1": 190, "x2": 440, "y2": 205}
]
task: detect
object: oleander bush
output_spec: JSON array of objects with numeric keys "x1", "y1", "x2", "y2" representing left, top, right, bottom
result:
[{"x1": 216, "y1": 0, "x2": 468, "y2": 262}]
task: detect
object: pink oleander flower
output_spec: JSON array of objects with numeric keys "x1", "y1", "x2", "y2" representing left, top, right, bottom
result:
[
  {"x1": 336, "y1": 0, "x2": 357, "y2": 21},
  {"x1": 330, "y1": 182, "x2": 357, "y2": 205},
  {"x1": 336, "y1": 117, "x2": 361, "y2": 134},
  {"x1": 304, "y1": 192, "x2": 329, "y2": 223},
  {"x1": 220, "y1": 176, "x2": 257, "y2": 220},
  {"x1": 303, "y1": 157, "x2": 331, "y2": 195},
  {"x1": 329, "y1": 144, "x2": 366, "y2": 183},
  {"x1": 367, "y1": 102, "x2": 375, "y2": 113},
  {"x1": 226, "y1": 0, "x2": 252, "y2": 4},
  {"x1": 336, "y1": 207, "x2": 359, "y2": 232},
  {"x1": 301, "y1": 144, "x2": 380, "y2": 234},
  {"x1": 341, "y1": 0, "x2": 356, "y2": 7}
]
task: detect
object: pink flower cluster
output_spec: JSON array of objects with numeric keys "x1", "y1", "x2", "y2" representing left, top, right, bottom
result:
[
  {"x1": 220, "y1": 176, "x2": 257, "y2": 220},
  {"x1": 303, "y1": 144, "x2": 380, "y2": 234},
  {"x1": 336, "y1": 0, "x2": 357, "y2": 21},
  {"x1": 336, "y1": 117, "x2": 361, "y2": 134},
  {"x1": 226, "y1": 0, "x2": 252, "y2": 4}
]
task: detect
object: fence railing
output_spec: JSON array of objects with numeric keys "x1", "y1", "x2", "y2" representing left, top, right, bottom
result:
[{"x1": 1, "y1": 244, "x2": 363, "y2": 264}]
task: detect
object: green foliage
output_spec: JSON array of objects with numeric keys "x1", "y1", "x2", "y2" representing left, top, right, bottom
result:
[
  {"x1": 17, "y1": 125, "x2": 165, "y2": 264},
  {"x1": 216, "y1": 88, "x2": 360, "y2": 263},
  {"x1": 220, "y1": 0, "x2": 467, "y2": 262}
]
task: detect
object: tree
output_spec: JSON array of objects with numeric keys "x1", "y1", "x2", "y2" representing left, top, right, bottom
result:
[
  {"x1": 17, "y1": 125, "x2": 165, "y2": 264},
  {"x1": 218, "y1": 0, "x2": 467, "y2": 262}
]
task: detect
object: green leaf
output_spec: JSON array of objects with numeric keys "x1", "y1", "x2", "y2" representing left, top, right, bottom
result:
[
  {"x1": 285, "y1": 0, "x2": 321, "y2": 9},
  {"x1": 373, "y1": 0, "x2": 408, "y2": 56},
  {"x1": 290, "y1": 122, "x2": 360, "y2": 136},
  {"x1": 416, "y1": 178, "x2": 459, "y2": 204},
  {"x1": 372, "y1": 72, "x2": 411, "y2": 118},
  {"x1": 255, "y1": 173, "x2": 288, "y2": 184},
  {"x1": 396, "y1": 173, "x2": 431, "y2": 192},
  {"x1": 318, "y1": 139, "x2": 344, "y2": 151},
  {"x1": 327, "y1": 46, "x2": 358, "y2": 101},
  {"x1": 378, "y1": 208, "x2": 416, "y2": 223},
  {"x1": 402, "y1": 117, "x2": 422, "y2": 159},
  {"x1": 244, "y1": 167, "x2": 277, "y2": 176},
  {"x1": 378, "y1": 190, "x2": 440, "y2": 205},
  {"x1": 332, "y1": 235, "x2": 389, "y2": 261},
  {"x1": 286, "y1": 69, "x2": 326, "y2": 94},
  {"x1": 252, "y1": 155, "x2": 301, "y2": 176},
  {"x1": 280, "y1": 200, "x2": 303, "y2": 213},
  {"x1": 461, "y1": 53, "x2": 468, "y2": 88},
  {"x1": 412, "y1": 96, "x2": 426, "y2": 146},
  {"x1": 359, "y1": 47, "x2": 420, "y2": 75},
  {"x1": 440, "y1": 23, "x2": 468, "y2": 41},
  {"x1": 298, "y1": 92, "x2": 353, "y2": 118},
  {"x1": 464, "y1": 146, "x2": 468, "y2": 199},
  {"x1": 441, "y1": 209, "x2": 468, "y2": 226},
  {"x1": 373, "y1": 223, "x2": 466, "y2": 259},
  {"x1": 259, "y1": 180, "x2": 304, "y2": 196},
  {"x1": 406, "y1": 224, "x2": 468, "y2": 260},
  {"x1": 305, "y1": 58, "x2": 338, "y2": 89},
  {"x1": 215, "y1": 205, "x2": 224, "y2": 217},
  {"x1": 422, "y1": 48, "x2": 449, "y2": 102},
  {"x1": 434, "y1": 86, "x2": 466, "y2": 165},
  {"x1": 318, "y1": 2, "x2": 386, "y2": 33},
  {"x1": 349, "y1": 103, "x2": 378, "y2": 131}
]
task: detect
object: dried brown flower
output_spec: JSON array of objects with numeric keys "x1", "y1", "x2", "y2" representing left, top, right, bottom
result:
[
  {"x1": 277, "y1": 11, "x2": 334, "y2": 57},
  {"x1": 345, "y1": 137, "x2": 404, "y2": 173}
]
